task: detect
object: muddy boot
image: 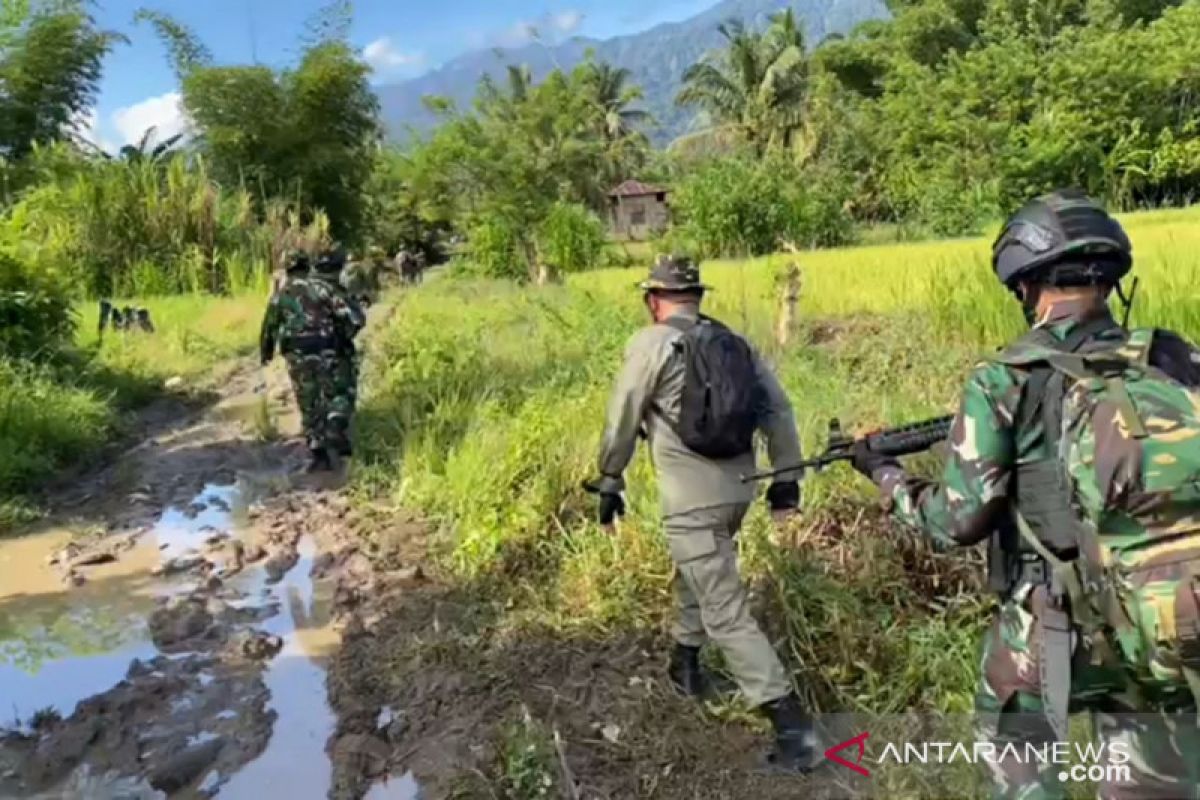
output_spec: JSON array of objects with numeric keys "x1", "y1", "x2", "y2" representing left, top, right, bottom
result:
[
  {"x1": 305, "y1": 447, "x2": 333, "y2": 473},
  {"x1": 668, "y1": 644, "x2": 709, "y2": 698},
  {"x1": 761, "y1": 693, "x2": 819, "y2": 773}
]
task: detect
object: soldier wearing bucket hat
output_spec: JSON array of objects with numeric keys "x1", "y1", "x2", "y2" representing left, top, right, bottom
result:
[{"x1": 589, "y1": 253, "x2": 818, "y2": 772}]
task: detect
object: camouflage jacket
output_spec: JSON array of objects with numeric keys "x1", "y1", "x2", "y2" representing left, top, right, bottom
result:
[
  {"x1": 874, "y1": 299, "x2": 1129, "y2": 548},
  {"x1": 259, "y1": 275, "x2": 365, "y2": 363}
]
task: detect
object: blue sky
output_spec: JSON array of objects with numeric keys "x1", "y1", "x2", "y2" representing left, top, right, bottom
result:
[{"x1": 84, "y1": 0, "x2": 711, "y2": 150}]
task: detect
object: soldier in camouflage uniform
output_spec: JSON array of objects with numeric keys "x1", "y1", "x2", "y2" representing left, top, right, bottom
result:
[
  {"x1": 260, "y1": 248, "x2": 365, "y2": 472},
  {"x1": 340, "y1": 250, "x2": 381, "y2": 308},
  {"x1": 852, "y1": 190, "x2": 1200, "y2": 799}
]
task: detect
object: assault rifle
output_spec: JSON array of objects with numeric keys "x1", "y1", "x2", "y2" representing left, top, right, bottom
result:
[{"x1": 741, "y1": 415, "x2": 955, "y2": 483}]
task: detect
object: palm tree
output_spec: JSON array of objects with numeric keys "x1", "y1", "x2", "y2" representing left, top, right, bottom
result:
[
  {"x1": 675, "y1": 11, "x2": 809, "y2": 155},
  {"x1": 117, "y1": 126, "x2": 184, "y2": 163},
  {"x1": 477, "y1": 64, "x2": 533, "y2": 121},
  {"x1": 581, "y1": 61, "x2": 651, "y2": 142}
]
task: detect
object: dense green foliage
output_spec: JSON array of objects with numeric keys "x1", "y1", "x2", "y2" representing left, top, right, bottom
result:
[
  {"x1": 138, "y1": 4, "x2": 380, "y2": 243},
  {"x1": 402, "y1": 59, "x2": 649, "y2": 281},
  {"x1": 5, "y1": 145, "x2": 326, "y2": 296},
  {"x1": 0, "y1": 1, "x2": 120, "y2": 169},
  {"x1": 0, "y1": 250, "x2": 72, "y2": 359},
  {"x1": 799, "y1": 0, "x2": 1200, "y2": 231},
  {"x1": 671, "y1": 156, "x2": 852, "y2": 256}
]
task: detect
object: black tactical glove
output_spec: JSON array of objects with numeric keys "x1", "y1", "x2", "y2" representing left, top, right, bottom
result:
[
  {"x1": 598, "y1": 493, "x2": 626, "y2": 526},
  {"x1": 851, "y1": 438, "x2": 900, "y2": 481},
  {"x1": 765, "y1": 481, "x2": 801, "y2": 512}
]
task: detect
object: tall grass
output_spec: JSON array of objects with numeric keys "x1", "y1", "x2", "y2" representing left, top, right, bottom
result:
[{"x1": 2, "y1": 144, "x2": 328, "y2": 298}]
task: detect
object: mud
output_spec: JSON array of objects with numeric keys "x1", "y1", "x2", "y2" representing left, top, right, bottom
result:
[{"x1": 0, "y1": 296, "x2": 423, "y2": 799}]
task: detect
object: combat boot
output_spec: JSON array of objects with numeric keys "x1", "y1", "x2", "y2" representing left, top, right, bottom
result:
[
  {"x1": 760, "y1": 693, "x2": 819, "y2": 773},
  {"x1": 305, "y1": 447, "x2": 333, "y2": 473},
  {"x1": 668, "y1": 644, "x2": 709, "y2": 698}
]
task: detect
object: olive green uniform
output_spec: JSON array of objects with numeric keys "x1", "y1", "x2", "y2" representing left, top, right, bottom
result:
[{"x1": 595, "y1": 306, "x2": 803, "y2": 707}]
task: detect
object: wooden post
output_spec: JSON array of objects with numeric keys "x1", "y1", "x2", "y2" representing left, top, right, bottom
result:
[{"x1": 775, "y1": 261, "x2": 802, "y2": 348}]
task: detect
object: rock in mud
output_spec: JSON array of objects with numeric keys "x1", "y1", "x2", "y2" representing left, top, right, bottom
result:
[
  {"x1": 228, "y1": 631, "x2": 283, "y2": 661},
  {"x1": 67, "y1": 550, "x2": 116, "y2": 569},
  {"x1": 149, "y1": 598, "x2": 213, "y2": 649},
  {"x1": 147, "y1": 736, "x2": 224, "y2": 794},
  {"x1": 263, "y1": 548, "x2": 299, "y2": 584},
  {"x1": 217, "y1": 541, "x2": 246, "y2": 576},
  {"x1": 332, "y1": 733, "x2": 390, "y2": 779},
  {"x1": 153, "y1": 553, "x2": 209, "y2": 577}
]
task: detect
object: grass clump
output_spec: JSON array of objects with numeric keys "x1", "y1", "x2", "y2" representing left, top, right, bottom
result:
[{"x1": 496, "y1": 708, "x2": 560, "y2": 799}]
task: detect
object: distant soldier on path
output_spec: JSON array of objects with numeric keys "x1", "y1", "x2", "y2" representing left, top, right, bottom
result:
[
  {"x1": 260, "y1": 248, "x2": 365, "y2": 472},
  {"x1": 589, "y1": 254, "x2": 818, "y2": 772},
  {"x1": 340, "y1": 250, "x2": 380, "y2": 308}
]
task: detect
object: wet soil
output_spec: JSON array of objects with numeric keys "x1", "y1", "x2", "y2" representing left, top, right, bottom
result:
[{"x1": 0, "y1": 300, "x2": 422, "y2": 799}]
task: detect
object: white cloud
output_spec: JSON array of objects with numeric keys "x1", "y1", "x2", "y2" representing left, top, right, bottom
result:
[
  {"x1": 112, "y1": 92, "x2": 192, "y2": 149},
  {"x1": 549, "y1": 10, "x2": 584, "y2": 34},
  {"x1": 362, "y1": 37, "x2": 426, "y2": 72},
  {"x1": 496, "y1": 9, "x2": 585, "y2": 47}
]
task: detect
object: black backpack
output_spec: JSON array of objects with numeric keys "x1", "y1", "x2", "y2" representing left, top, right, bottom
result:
[{"x1": 660, "y1": 316, "x2": 763, "y2": 459}]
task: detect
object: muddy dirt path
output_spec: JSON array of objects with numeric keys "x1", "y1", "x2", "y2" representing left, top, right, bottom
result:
[{"x1": 0, "y1": 300, "x2": 423, "y2": 800}]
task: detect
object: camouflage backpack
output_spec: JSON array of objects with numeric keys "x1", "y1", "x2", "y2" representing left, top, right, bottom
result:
[
  {"x1": 271, "y1": 277, "x2": 344, "y2": 353},
  {"x1": 998, "y1": 327, "x2": 1200, "y2": 710}
]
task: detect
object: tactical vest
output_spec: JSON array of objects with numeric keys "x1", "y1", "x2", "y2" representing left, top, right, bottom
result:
[{"x1": 986, "y1": 315, "x2": 1124, "y2": 594}]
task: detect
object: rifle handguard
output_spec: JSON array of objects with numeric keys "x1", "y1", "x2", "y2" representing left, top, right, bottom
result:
[{"x1": 866, "y1": 416, "x2": 954, "y2": 457}]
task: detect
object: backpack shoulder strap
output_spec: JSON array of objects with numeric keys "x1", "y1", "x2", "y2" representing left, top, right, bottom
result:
[
  {"x1": 1114, "y1": 327, "x2": 1156, "y2": 368},
  {"x1": 662, "y1": 315, "x2": 698, "y2": 335},
  {"x1": 996, "y1": 316, "x2": 1124, "y2": 434}
]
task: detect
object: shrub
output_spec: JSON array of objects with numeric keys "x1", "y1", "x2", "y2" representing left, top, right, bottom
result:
[
  {"x1": 671, "y1": 157, "x2": 855, "y2": 258},
  {"x1": 0, "y1": 359, "x2": 112, "y2": 496},
  {"x1": 465, "y1": 216, "x2": 525, "y2": 280},
  {"x1": 0, "y1": 251, "x2": 74, "y2": 360},
  {"x1": 535, "y1": 202, "x2": 607, "y2": 274}
]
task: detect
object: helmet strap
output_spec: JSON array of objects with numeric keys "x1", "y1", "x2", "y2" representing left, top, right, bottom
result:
[
  {"x1": 1018, "y1": 283, "x2": 1042, "y2": 327},
  {"x1": 1115, "y1": 276, "x2": 1140, "y2": 328}
]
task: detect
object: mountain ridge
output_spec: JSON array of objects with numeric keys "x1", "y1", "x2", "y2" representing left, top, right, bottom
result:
[{"x1": 377, "y1": 0, "x2": 886, "y2": 144}]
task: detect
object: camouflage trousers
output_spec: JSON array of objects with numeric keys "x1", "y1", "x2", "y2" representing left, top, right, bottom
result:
[
  {"x1": 977, "y1": 585, "x2": 1200, "y2": 800},
  {"x1": 284, "y1": 350, "x2": 358, "y2": 454}
]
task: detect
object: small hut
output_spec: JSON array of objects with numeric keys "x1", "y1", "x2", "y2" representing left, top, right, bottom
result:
[{"x1": 608, "y1": 180, "x2": 670, "y2": 240}]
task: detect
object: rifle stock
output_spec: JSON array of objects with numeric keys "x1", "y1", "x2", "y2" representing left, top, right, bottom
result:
[{"x1": 741, "y1": 415, "x2": 954, "y2": 483}]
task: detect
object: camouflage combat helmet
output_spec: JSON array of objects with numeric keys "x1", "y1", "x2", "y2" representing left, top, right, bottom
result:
[
  {"x1": 992, "y1": 188, "x2": 1132, "y2": 291},
  {"x1": 282, "y1": 249, "x2": 310, "y2": 273},
  {"x1": 639, "y1": 254, "x2": 710, "y2": 292}
]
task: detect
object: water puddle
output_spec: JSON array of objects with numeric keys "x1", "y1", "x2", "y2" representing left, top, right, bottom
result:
[{"x1": 0, "y1": 478, "x2": 419, "y2": 798}]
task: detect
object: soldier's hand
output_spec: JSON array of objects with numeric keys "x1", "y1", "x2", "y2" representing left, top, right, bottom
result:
[
  {"x1": 851, "y1": 439, "x2": 899, "y2": 481},
  {"x1": 766, "y1": 481, "x2": 801, "y2": 524},
  {"x1": 597, "y1": 493, "x2": 625, "y2": 528}
]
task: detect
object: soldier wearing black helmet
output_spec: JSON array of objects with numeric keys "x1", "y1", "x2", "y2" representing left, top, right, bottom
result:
[
  {"x1": 850, "y1": 189, "x2": 1200, "y2": 798},
  {"x1": 261, "y1": 246, "x2": 365, "y2": 471}
]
